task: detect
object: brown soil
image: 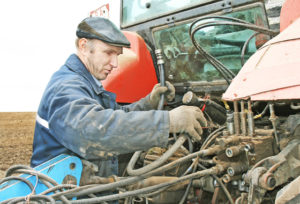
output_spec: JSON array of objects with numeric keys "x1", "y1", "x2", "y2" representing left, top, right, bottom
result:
[{"x1": 0, "y1": 112, "x2": 36, "y2": 178}]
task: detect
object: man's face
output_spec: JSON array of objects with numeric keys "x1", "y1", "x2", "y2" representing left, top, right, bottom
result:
[{"x1": 79, "y1": 38, "x2": 123, "y2": 81}]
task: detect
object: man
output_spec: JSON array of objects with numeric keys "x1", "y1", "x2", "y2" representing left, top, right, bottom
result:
[{"x1": 31, "y1": 17, "x2": 206, "y2": 179}]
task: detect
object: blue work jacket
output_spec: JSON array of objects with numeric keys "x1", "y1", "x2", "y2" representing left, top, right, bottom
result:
[{"x1": 31, "y1": 54, "x2": 169, "y2": 177}]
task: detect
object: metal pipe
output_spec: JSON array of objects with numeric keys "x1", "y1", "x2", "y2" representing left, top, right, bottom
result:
[
  {"x1": 155, "y1": 49, "x2": 165, "y2": 110},
  {"x1": 233, "y1": 101, "x2": 240, "y2": 135},
  {"x1": 247, "y1": 101, "x2": 255, "y2": 136},
  {"x1": 240, "y1": 101, "x2": 247, "y2": 136},
  {"x1": 269, "y1": 103, "x2": 280, "y2": 150},
  {"x1": 226, "y1": 110, "x2": 234, "y2": 135}
]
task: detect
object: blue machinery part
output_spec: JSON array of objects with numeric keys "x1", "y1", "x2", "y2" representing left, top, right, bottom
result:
[{"x1": 0, "y1": 154, "x2": 83, "y2": 201}]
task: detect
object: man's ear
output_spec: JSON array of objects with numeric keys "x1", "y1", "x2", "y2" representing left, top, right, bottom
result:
[{"x1": 78, "y1": 38, "x2": 88, "y2": 52}]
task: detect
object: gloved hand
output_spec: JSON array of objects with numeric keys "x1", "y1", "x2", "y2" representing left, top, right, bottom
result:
[
  {"x1": 169, "y1": 106, "x2": 207, "y2": 142},
  {"x1": 149, "y1": 81, "x2": 175, "y2": 108}
]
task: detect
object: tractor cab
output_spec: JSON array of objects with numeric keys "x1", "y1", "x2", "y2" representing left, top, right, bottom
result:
[{"x1": 105, "y1": 0, "x2": 275, "y2": 102}]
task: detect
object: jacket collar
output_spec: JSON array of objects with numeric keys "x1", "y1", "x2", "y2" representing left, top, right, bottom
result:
[{"x1": 65, "y1": 54, "x2": 104, "y2": 95}]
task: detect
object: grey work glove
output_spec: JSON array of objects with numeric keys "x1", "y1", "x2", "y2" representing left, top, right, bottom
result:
[
  {"x1": 169, "y1": 106, "x2": 207, "y2": 142},
  {"x1": 149, "y1": 81, "x2": 175, "y2": 108}
]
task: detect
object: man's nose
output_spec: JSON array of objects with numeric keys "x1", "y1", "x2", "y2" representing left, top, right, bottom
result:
[{"x1": 110, "y1": 55, "x2": 118, "y2": 68}]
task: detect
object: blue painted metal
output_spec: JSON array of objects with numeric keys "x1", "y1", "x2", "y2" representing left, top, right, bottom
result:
[{"x1": 0, "y1": 154, "x2": 82, "y2": 201}]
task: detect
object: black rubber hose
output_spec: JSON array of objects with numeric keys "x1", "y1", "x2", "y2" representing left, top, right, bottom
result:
[
  {"x1": 189, "y1": 16, "x2": 278, "y2": 84},
  {"x1": 70, "y1": 168, "x2": 217, "y2": 203},
  {"x1": 40, "y1": 184, "x2": 78, "y2": 195},
  {"x1": 51, "y1": 149, "x2": 206, "y2": 199},
  {"x1": 241, "y1": 32, "x2": 259, "y2": 66},
  {"x1": 190, "y1": 20, "x2": 236, "y2": 83},
  {"x1": 10, "y1": 169, "x2": 71, "y2": 204},
  {"x1": 157, "y1": 63, "x2": 165, "y2": 110},
  {"x1": 126, "y1": 135, "x2": 187, "y2": 176},
  {"x1": 179, "y1": 160, "x2": 198, "y2": 204},
  {"x1": 6, "y1": 195, "x2": 55, "y2": 204},
  {"x1": 201, "y1": 126, "x2": 226, "y2": 150},
  {"x1": 0, "y1": 176, "x2": 35, "y2": 193},
  {"x1": 5, "y1": 165, "x2": 35, "y2": 177},
  {"x1": 126, "y1": 49, "x2": 168, "y2": 177}
]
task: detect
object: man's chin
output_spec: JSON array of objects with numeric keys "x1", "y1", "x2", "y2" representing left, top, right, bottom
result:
[{"x1": 98, "y1": 75, "x2": 108, "y2": 81}]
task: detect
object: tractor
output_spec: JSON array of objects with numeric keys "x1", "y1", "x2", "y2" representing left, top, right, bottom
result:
[{"x1": 1, "y1": 0, "x2": 300, "y2": 203}]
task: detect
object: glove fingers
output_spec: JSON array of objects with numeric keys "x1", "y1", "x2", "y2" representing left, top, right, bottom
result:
[
  {"x1": 187, "y1": 128, "x2": 202, "y2": 142},
  {"x1": 165, "y1": 81, "x2": 175, "y2": 101},
  {"x1": 154, "y1": 86, "x2": 168, "y2": 96},
  {"x1": 195, "y1": 111, "x2": 207, "y2": 127},
  {"x1": 193, "y1": 120, "x2": 203, "y2": 136},
  {"x1": 153, "y1": 83, "x2": 160, "y2": 89}
]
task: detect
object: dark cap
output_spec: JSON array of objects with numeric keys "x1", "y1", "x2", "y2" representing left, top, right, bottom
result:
[{"x1": 76, "y1": 17, "x2": 130, "y2": 48}]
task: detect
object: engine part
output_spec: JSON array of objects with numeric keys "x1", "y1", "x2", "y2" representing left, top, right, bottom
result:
[
  {"x1": 240, "y1": 139, "x2": 300, "y2": 203},
  {"x1": 182, "y1": 91, "x2": 226, "y2": 125}
]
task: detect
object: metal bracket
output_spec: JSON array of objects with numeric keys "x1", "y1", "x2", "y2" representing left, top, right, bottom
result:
[
  {"x1": 0, "y1": 154, "x2": 83, "y2": 201},
  {"x1": 221, "y1": 0, "x2": 233, "y2": 13}
]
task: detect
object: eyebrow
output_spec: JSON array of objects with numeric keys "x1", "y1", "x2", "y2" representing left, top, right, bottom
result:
[{"x1": 105, "y1": 48, "x2": 123, "y2": 55}]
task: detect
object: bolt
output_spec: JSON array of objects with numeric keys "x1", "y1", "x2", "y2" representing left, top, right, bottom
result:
[
  {"x1": 227, "y1": 167, "x2": 235, "y2": 176},
  {"x1": 267, "y1": 176, "x2": 276, "y2": 188},
  {"x1": 232, "y1": 180, "x2": 238, "y2": 186},
  {"x1": 245, "y1": 144, "x2": 253, "y2": 151},
  {"x1": 226, "y1": 148, "x2": 233, "y2": 157}
]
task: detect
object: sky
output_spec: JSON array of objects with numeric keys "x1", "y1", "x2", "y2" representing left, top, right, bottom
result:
[{"x1": 0, "y1": 0, "x2": 119, "y2": 112}]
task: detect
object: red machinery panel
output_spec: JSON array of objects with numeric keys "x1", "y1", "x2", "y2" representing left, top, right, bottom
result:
[
  {"x1": 280, "y1": 0, "x2": 300, "y2": 32},
  {"x1": 102, "y1": 31, "x2": 158, "y2": 103}
]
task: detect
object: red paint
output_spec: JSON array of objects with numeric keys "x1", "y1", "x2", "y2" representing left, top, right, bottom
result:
[
  {"x1": 102, "y1": 31, "x2": 158, "y2": 103},
  {"x1": 280, "y1": 0, "x2": 300, "y2": 32}
]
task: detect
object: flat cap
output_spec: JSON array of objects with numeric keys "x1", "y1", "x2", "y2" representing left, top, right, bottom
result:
[{"x1": 76, "y1": 17, "x2": 130, "y2": 48}]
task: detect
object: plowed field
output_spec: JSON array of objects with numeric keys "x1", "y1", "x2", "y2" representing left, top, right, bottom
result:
[{"x1": 0, "y1": 112, "x2": 36, "y2": 178}]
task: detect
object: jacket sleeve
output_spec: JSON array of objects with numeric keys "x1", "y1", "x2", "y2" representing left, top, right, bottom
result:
[
  {"x1": 47, "y1": 80, "x2": 169, "y2": 160},
  {"x1": 117, "y1": 94, "x2": 154, "y2": 112}
]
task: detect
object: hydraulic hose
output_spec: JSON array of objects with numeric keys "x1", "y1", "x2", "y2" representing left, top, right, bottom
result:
[
  {"x1": 201, "y1": 126, "x2": 226, "y2": 150},
  {"x1": 241, "y1": 32, "x2": 259, "y2": 66},
  {"x1": 179, "y1": 159, "x2": 198, "y2": 204},
  {"x1": 0, "y1": 176, "x2": 35, "y2": 193},
  {"x1": 5, "y1": 168, "x2": 71, "y2": 204},
  {"x1": 6, "y1": 195, "x2": 56, "y2": 204},
  {"x1": 5, "y1": 165, "x2": 36, "y2": 177},
  {"x1": 155, "y1": 49, "x2": 165, "y2": 110},
  {"x1": 189, "y1": 16, "x2": 278, "y2": 84},
  {"x1": 70, "y1": 168, "x2": 217, "y2": 203},
  {"x1": 126, "y1": 49, "x2": 183, "y2": 177},
  {"x1": 126, "y1": 135, "x2": 187, "y2": 176},
  {"x1": 51, "y1": 149, "x2": 207, "y2": 199},
  {"x1": 40, "y1": 184, "x2": 78, "y2": 196}
]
